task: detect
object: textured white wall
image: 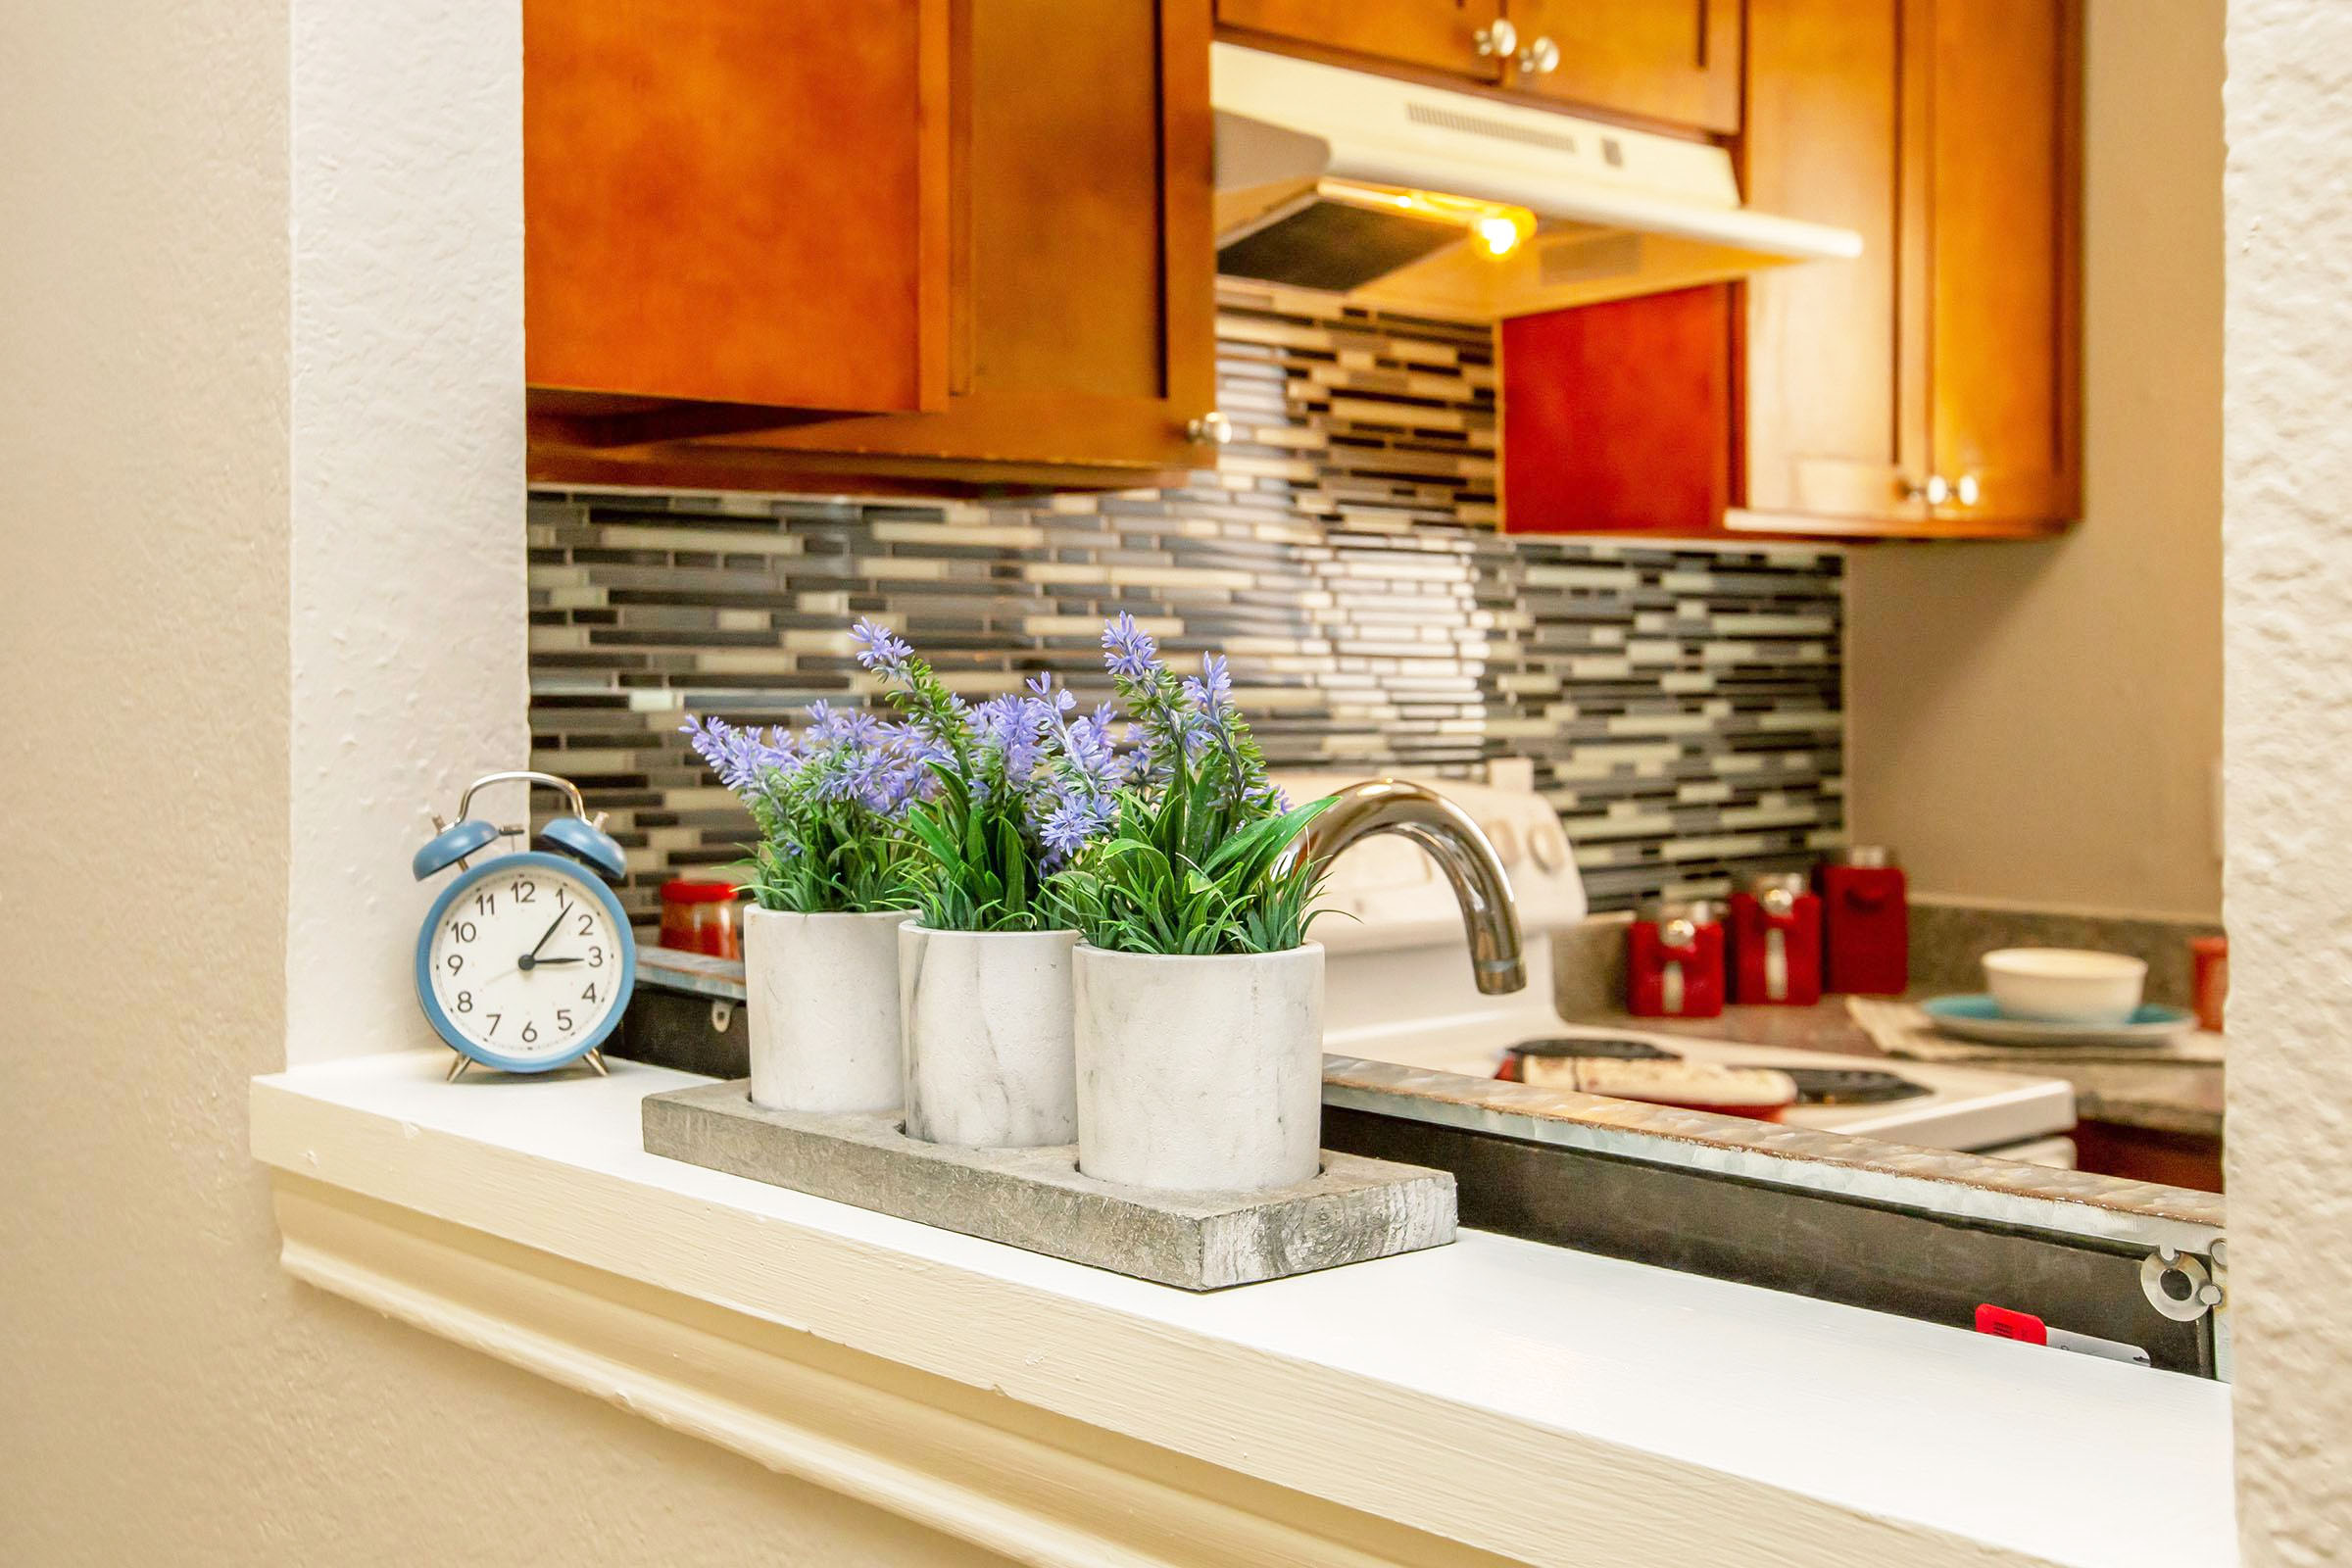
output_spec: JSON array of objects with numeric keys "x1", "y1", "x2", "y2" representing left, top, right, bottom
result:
[
  {"x1": 284, "y1": 0, "x2": 533, "y2": 1064},
  {"x1": 1845, "y1": 0, "x2": 2225, "y2": 921},
  {"x1": 2224, "y1": 2, "x2": 2352, "y2": 1561},
  {"x1": 0, "y1": 0, "x2": 1006, "y2": 1562}
]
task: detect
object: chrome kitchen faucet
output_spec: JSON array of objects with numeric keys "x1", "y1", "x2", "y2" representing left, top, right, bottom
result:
[{"x1": 1277, "y1": 778, "x2": 1527, "y2": 995}]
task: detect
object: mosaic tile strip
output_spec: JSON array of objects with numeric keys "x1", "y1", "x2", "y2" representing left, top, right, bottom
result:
[{"x1": 528, "y1": 288, "x2": 1845, "y2": 922}]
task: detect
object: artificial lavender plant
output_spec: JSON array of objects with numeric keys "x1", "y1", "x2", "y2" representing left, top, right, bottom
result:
[
  {"x1": 680, "y1": 704, "x2": 929, "y2": 913},
  {"x1": 1056, "y1": 613, "x2": 1332, "y2": 955},
  {"x1": 852, "y1": 618, "x2": 1123, "y2": 932}
]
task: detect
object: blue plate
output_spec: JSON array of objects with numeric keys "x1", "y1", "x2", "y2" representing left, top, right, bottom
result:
[{"x1": 1920, "y1": 994, "x2": 2196, "y2": 1047}]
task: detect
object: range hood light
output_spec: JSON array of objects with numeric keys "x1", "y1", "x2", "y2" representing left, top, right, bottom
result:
[
  {"x1": 1315, "y1": 178, "x2": 1536, "y2": 259},
  {"x1": 1473, "y1": 214, "x2": 1530, "y2": 259}
]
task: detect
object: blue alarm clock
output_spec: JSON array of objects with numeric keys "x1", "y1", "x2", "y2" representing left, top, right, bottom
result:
[{"x1": 412, "y1": 770, "x2": 635, "y2": 1080}]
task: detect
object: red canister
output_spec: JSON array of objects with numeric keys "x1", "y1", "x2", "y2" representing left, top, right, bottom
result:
[
  {"x1": 1820, "y1": 846, "x2": 1909, "y2": 996},
  {"x1": 659, "y1": 877, "x2": 744, "y2": 958},
  {"x1": 1626, "y1": 899, "x2": 1726, "y2": 1018},
  {"x1": 1730, "y1": 872, "x2": 1823, "y2": 1005}
]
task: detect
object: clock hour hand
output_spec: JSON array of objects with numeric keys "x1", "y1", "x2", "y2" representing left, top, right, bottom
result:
[{"x1": 530, "y1": 956, "x2": 585, "y2": 966}]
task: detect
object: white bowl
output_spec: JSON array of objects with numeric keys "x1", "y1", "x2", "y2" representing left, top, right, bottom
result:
[{"x1": 1983, "y1": 948, "x2": 2147, "y2": 1025}]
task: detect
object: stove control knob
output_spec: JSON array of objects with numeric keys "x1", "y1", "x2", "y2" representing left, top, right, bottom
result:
[
  {"x1": 1529, "y1": 825, "x2": 1569, "y2": 872},
  {"x1": 1483, "y1": 819, "x2": 1521, "y2": 866}
]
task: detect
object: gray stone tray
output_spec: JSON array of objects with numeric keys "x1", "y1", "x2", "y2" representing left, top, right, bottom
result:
[{"x1": 642, "y1": 1079, "x2": 1456, "y2": 1291}]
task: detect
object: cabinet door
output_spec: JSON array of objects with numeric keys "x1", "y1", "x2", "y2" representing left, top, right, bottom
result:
[
  {"x1": 1501, "y1": 285, "x2": 1733, "y2": 534},
  {"x1": 532, "y1": 0, "x2": 1215, "y2": 490},
  {"x1": 1739, "y1": 0, "x2": 1929, "y2": 525},
  {"x1": 1927, "y1": 0, "x2": 2082, "y2": 526},
  {"x1": 1502, "y1": 0, "x2": 1741, "y2": 133},
  {"x1": 524, "y1": 0, "x2": 949, "y2": 416},
  {"x1": 1215, "y1": 0, "x2": 1506, "y2": 81}
]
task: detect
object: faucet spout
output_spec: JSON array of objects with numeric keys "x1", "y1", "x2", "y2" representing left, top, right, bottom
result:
[{"x1": 1278, "y1": 778, "x2": 1527, "y2": 994}]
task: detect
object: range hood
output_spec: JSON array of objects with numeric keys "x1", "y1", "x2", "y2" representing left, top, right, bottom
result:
[{"x1": 1212, "y1": 43, "x2": 1862, "y2": 320}]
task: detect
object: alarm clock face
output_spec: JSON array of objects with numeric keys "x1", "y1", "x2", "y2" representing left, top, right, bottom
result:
[{"x1": 420, "y1": 853, "x2": 630, "y2": 1068}]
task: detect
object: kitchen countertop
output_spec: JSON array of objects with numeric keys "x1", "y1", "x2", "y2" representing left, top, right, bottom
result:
[{"x1": 1568, "y1": 1000, "x2": 2226, "y2": 1140}]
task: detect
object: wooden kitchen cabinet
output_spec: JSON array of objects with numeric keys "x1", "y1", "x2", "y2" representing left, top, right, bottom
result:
[
  {"x1": 1214, "y1": 0, "x2": 1735, "y2": 133},
  {"x1": 525, "y1": 0, "x2": 950, "y2": 421},
  {"x1": 1502, "y1": 0, "x2": 1740, "y2": 134},
  {"x1": 1502, "y1": 0, "x2": 2082, "y2": 539},
  {"x1": 526, "y1": 0, "x2": 1217, "y2": 494},
  {"x1": 1214, "y1": 0, "x2": 1507, "y2": 81}
]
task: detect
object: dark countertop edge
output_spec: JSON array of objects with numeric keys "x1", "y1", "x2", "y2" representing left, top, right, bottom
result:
[{"x1": 1323, "y1": 1055, "x2": 2224, "y2": 1247}]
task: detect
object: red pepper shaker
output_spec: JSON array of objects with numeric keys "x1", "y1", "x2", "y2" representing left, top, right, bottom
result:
[
  {"x1": 1626, "y1": 899, "x2": 1726, "y2": 1018},
  {"x1": 1820, "y1": 846, "x2": 1909, "y2": 996},
  {"x1": 1730, "y1": 872, "x2": 1823, "y2": 1005}
]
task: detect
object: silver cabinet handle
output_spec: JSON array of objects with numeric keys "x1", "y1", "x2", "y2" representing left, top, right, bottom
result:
[
  {"x1": 1954, "y1": 473, "x2": 1981, "y2": 507},
  {"x1": 1517, "y1": 35, "x2": 1561, "y2": 75},
  {"x1": 1903, "y1": 475, "x2": 1952, "y2": 506},
  {"x1": 1187, "y1": 411, "x2": 1233, "y2": 446},
  {"x1": 1474, "y1": 18, "x2": 1519, "y2": 58}
]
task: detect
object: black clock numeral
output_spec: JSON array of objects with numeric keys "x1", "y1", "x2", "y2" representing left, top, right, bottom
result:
[
  {"x1": 513, "y1": 878, "x2": 537, "y2": 904},
  {"x1": 576, "y1": 910, "x2": 595, "y2": 937},
  {"x1": 485, "y1": 1012, "x2": 501, "y2": 1036},
  {"x1": 587, "y1": 945, "x2": 605, "y2": 968},
  {"x1": 521, "y1": 1021, "x2": 538, "y2": 1044},
  {"x1": 448, "y1": 919, "x2": 476, "y2": 944},
  {"x1": 444, "y1": 953, "x2": 464, "y2": 973},
  {"x1": 455, "y1": 991, "x2": 472, "y2": 1013},
  {"x1": 556, "y1": 1008, "x2": 574, "y2": 1032},
  {"x1": 581, "y1": 983, "x2": 598, "y2": 1003},
  {"x1": 474, "y1": 892, "x2": 496, "y2": 917}
]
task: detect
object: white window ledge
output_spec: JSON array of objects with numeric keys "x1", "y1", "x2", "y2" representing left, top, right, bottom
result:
[{"x1": 252, "y1": 1052, "x2": 2234, "y2": 1568}]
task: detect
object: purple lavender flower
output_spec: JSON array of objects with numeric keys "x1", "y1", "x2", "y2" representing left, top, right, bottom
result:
[
  {"x1": 851, "y1": 617, "x2": 914, "y2": 677},
  {"x1": 1038, "y1": 790, "x2": 1118, "y2": 860},
  {"x1": 1102, "y1": 612, "x2": 1160, "y2": 679},
  {"x1": 1181, "y1": 653, "x2": 1233, "y2": 715},
  {"x1": 681, "y1": 714, "x2": 798, "y2": 793},
  {"x1": 1044, "y1": 703, "x2": 1115, "y2": 791},
  {"x1": 1026, "y1": 670, "x2": 1077, "y2": 714}
]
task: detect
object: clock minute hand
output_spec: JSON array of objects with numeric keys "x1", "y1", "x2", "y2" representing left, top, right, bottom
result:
[{"x1": 524, "y1": 896, "x2": 569, "y2": 963}]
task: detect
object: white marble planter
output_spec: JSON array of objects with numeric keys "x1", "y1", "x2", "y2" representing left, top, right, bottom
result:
[
  {"x1": 744, "y1": 906, "x2": 907, "y2": 1115},
  {"x1": 1074, "y1": 943, "x2": 1325, "y2": 1193},
  {"x1": 899, "y1": 923, "x2": 1081, "y2": 1148}
]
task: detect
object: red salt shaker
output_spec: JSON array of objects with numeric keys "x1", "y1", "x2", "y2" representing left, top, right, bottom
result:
[
  {"x1": 1730, "y1": 872, "x2": 1823, "y2": 1005},
  {"x1": 1820, "y1": 846, "x2": 1909, "y2": 996},
  {"x1": 1626, "y1": 899, "x2": 1726, "y2": 1018}
]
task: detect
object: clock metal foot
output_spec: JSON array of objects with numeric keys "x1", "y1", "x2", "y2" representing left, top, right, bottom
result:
[
  {"x1": 446, "y1": 1051, "x2": 472, "y2": 1083},
  {"x1": 583, "y1": 1048, "x2": 609, "y2": 1077}
]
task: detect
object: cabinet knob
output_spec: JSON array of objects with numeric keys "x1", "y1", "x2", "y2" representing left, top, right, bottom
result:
[
  {"x1": 1903, "y1": 475, "x2": 1952, "y2": 506},
  {"x1": 1954, "y1": 473, "x2": 1982, "y2": 507},
  {"x1": 1517, "y1": 35, "x2": 1561, "y2": 75},
  {"x1": 1473, "y1": 18, "x2": 1519, "y2": 58},
  {"x1": 1187, "y1": 411, "x2": 1234, "y2": 446}
]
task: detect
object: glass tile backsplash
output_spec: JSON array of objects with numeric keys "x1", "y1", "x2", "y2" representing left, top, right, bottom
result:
[{"x1": 529, "y1": 289, "x2": 1844, "y2": 922}]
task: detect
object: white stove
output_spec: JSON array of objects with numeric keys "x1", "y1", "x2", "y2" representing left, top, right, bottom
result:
[{"x1": 1283, "y1": 768, "x2": 2078, "y2": 1161}]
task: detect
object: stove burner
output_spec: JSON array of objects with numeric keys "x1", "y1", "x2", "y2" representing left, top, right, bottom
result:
[
  {"x1": 1507, "y1": 1036, "x2": 1681, "y2": 1063},
  {"x1": 1744, "y1": 1066, "x2": 1931, "y2": 1106}
]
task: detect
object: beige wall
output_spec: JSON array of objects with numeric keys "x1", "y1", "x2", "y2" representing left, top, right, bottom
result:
[
  {"x1": 0, "y1": 2, "x2": 1004, "y2": 1562},
  {"x1": 1844, "y1": 0, "x2": 2225, "y2": 921},
  {"x1": 2224, "y1": 2, "x2": 2352, "y2": 1561}
]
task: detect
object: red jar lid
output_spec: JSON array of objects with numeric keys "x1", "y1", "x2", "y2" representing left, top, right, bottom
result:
[{"x1": 662, "y1": 877, "x2": 740, "y2": 905}]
